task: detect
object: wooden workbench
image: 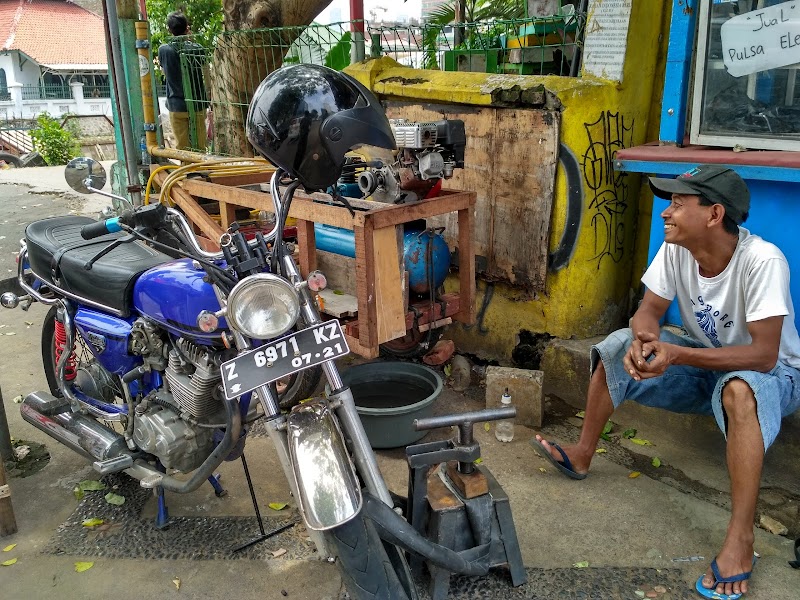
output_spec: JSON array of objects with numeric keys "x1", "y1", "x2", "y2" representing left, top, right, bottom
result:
[{"x1": 162, "y1": 172, "x2": 477, "y2": 358}]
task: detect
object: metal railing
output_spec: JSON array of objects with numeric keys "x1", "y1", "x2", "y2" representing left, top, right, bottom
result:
[
  {"x1": 21, "y1": 84, "x2": 72, "y2": 100},
  {"x1": 165, "y1": 13, "x2": 585, "y2": 154}
]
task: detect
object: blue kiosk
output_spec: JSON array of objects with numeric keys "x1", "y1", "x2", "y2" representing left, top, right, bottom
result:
[{"x1": 616, "y1": 0, "x2": 800, "y2": 330}]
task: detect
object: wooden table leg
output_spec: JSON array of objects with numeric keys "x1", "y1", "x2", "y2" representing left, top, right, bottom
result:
[{"x1": 456, "y1": 207, "x2": 476, "y2": 325}]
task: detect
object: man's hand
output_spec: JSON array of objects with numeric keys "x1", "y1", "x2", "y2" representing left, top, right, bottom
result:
[{"x1": 635, "y1": 331, "x2": 682, "y2": 379}]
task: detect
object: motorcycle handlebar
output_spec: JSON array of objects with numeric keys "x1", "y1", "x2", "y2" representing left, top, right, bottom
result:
[{"x1": 80, "y1": 217, "x2": 123, "y2": 239}]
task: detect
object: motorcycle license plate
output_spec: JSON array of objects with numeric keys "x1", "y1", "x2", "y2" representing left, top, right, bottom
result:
[{"x1": 220, "y1": 321, "x2": 349, "y2": 400}]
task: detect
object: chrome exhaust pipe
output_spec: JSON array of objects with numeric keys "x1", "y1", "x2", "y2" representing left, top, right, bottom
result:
[{"x1": 21, "y1": 391, "x2": 129, "y2": 462}]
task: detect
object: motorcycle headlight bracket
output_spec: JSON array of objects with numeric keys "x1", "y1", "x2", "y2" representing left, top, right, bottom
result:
[{"x1": 226, "y1": 273, "x2": 300, "y2": 340}]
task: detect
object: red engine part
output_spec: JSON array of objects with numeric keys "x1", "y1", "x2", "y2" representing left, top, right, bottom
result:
[{"x1": 54, "y1": 318, "x2": 77, "y2": 381}]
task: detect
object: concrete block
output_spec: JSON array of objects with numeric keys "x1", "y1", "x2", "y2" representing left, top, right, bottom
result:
[
  {"x1": 485, "y1": 366, "x2": 543, "y2": 428},
  {"x1": 540, "y1": 336, "x2": 605, "y2": 409}
]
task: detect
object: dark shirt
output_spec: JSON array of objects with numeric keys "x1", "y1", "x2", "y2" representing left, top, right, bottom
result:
[{"x1": 158, "y1": 39, "x2": 208, "y2": 113}]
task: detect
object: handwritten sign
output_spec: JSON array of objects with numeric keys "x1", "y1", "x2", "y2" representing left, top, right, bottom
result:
[{"x1": 721, "y1": 1, "x2": 800, "y2": 77}]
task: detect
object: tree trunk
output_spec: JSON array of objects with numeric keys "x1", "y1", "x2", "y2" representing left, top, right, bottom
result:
[{"x1": 214, "y1": 0, "x2": 332, "y2": 156}]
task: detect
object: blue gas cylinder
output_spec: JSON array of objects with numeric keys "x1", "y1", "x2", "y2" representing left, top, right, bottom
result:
[{"x1": 404, "y1": 230, "x2": 450, "y2": 294}]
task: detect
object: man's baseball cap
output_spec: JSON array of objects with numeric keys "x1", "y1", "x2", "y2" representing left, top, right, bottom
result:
[{"x1": 649, "y1": 164, "x2": 750, "y2": 224}]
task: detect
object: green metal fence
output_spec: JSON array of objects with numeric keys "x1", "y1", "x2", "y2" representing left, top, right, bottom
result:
[
  {"x1": 166, "y1": 13, "x2": 585, "y2": 154},
  {"x1": 21, "y1": 84, "x2": 72, "y2": 100}
]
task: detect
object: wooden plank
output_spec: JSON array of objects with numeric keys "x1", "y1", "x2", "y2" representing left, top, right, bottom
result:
[
  {"x1": 155, "y1": 172, "x2": 224, "y2": 247},
  {"x1": 456, "y1": 206, "x2": 476, "y2": 325},
  {"x1": 354, "y1": 222, "x2": 378, "y2": 348},
  {"x1": 209, "y1": 171, "x2": 274, "y2": 187},
  {"x1": 182, "y1": 179, "x2": 275, "y2": 211},
  {"x1": 220, "y1": 202, "x2": 237, "y2": 229},
  {"x1": 318, "y1": 289, "x2": 358, "y2": 318},
  {"x1": 317, "y1": 251, "x2": 357, "y2": 297},
  {"x1": 344, "y1": 333, "x2": 379, "y2": 359},
  {"x1": 365, "y1": 191, "x2": 476, "y2": 230},
  {"x1": 373, "y1": 225, "x2": 407, "y2": 344},
  {"x1": 295, "y1": 219, "x2": 316, "y2": 277}
]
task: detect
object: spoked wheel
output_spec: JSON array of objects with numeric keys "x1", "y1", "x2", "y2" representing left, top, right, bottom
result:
[{"x1": 41, "y1": 305, "x2": 122, "y2": 403}]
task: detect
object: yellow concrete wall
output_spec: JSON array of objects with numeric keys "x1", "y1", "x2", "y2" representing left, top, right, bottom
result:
[{"x1": 346, "y1": 1, "x2": 670, "y2": 362}]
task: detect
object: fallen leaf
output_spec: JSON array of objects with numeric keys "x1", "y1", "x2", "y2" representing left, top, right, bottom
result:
[
  {"x1": 595, "y1": 448, "x2": 607, "y2": 454},
  {"x1": 602, "y1": 421, "x2": 613, "y2": 435},
  {"x1": 104, "y1": 492, "x2": 125, "y2": 506},
  {"x1": 538, "y1": 467, "x2": 547, "y2": 473},
  {"x1": 473, "y1": 457, "x2": 483, "y2": 464},
  {"x1": 79, "y1": 480, "x2": 106, "y2": 492},
  {"x1": 12, "y1": 395, "x2": 23, "y2": 404},
  {"x1": 2, "y1": 544, "x2": 16, "y2": 552},
  {"x1": 444, "y1": 364, "x2": 452, "y2": 377},
  {"x1": 268, "y1": 502, "x2": 288, "y2": 511},
  {"x1": 600, "y1": 433, "x2": 612, "y2": 442},
  {"x1": 622, "y1": 428, "x2": 637, "y2": 439},
  {"x1": 333, "y1": 290, "x2": 344, "y2": 295},
  {"x1": 634, "y1": 591, "x2": 646, "y2": 599},
  {"x1": 173, "y1": 578, "x2": 181, "y2": 590},
  {"x1": 483, "y1": 422, "x2": 490, "y2": 432},
  {"x1": 575, "y1": 410, "x2": 586, "y2": 419},
  {"x1": 25, "y1": 321, "x2": 33, "y2": 327},
  {"x1": 651, "y1": 457, "x2": 662, "y2": 468},
  {"x1": 630, "y1": 438, "x2": 653, "y2": 446},
  {"x1": 573, "y1": 561, "x2": 589, "y2": 568},
  {"x1": 629, "y1": 471, "x2": 641, "y2": 479},
  {"x1": 73, "y1": 487, "x2": 85, "y2": 501},
  {"x1": 82, "y1": 518, "x2": 104, "y2": 527},
  {"x1": 1, "y1": 558, "x2": 17, "y2": 566},
  {"x1": 271, "y1": 548, "x2": 287, "y2": 558},
  {"x1": 74, "y1": 561, "x2": 94, "y2": 573}
]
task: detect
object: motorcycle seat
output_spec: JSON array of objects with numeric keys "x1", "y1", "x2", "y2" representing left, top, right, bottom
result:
[{"x1": 25, "y1": 215, "x2": 173, "y2": 316}]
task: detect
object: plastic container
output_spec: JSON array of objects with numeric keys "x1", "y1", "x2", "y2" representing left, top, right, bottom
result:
[
  {"x1": 495, "y1": 388, "x2": 514, "y2": 442},
  {"x1": 337, "y1": 361, "x2": 443, "y2": 449}
]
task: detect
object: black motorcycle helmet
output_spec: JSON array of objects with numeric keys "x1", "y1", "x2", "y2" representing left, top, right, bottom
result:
[{"x1": 246, "y1": 64, "x2": 396, "y2": 191}]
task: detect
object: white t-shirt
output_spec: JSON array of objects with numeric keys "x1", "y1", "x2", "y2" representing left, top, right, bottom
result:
[{"x1": 642, "y1": 228, "x2": 800, "y2": 369}]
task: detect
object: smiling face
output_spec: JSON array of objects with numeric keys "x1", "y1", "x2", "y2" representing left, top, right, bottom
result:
[{"x1": 660, "y1": 193, "x2": 712, "y2": 247}]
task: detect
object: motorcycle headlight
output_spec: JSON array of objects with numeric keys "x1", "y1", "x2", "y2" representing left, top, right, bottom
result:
[{"x1": 226, "y1": 274, "x2": 300, "y2": 339}]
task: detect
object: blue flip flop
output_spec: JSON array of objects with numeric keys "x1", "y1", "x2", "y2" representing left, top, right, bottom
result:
[
  {"x1": 694, "y1": 554, "x2": 758, "y2": 600},
  {"x1": 529, "y1": 438, "x2": 587, "y2": 480}
]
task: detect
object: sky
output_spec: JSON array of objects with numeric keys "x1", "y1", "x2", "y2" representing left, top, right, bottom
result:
[{"x1": 316, "y1": 0, "x2": 423, "y2": 24}]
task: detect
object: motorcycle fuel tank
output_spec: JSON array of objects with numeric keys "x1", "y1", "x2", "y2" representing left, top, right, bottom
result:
[{"x1": 132, "y1": 257, "x2": 228, "y2": 344}]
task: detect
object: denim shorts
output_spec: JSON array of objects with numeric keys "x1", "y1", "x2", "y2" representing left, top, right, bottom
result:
[{"x1": 591, "y1": 328, "x2": 800, "y2": 451}]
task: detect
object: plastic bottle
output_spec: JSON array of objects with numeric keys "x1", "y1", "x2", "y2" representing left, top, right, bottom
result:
[
  {"x1": 140, "y1": 136, "x2": 150, "y2": 166},
  {"x1": 494, "y1": 388, "x2": 514, "y2": 442}
]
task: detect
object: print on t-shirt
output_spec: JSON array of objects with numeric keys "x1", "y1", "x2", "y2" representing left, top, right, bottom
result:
[{"x1": 691, "y1": 295, "x2": 733, "y2": 348}]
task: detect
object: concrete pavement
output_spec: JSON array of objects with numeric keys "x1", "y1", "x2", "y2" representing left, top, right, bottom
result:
[{"x1": 1, "y1": 166, "x2": 799, "y2": 599}]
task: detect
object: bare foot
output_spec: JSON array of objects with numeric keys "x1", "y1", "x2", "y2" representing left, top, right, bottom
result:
[
  {"x1": 533, "y1": 434, "x2": 592, "y2": 475},
  {"x1": 699, "y1": 539, "x2": 756, "y2": 597}
]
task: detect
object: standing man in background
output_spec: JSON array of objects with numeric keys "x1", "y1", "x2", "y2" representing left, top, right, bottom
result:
[{"x1": 158, "y1": 11, "x2": 208, "y2": 151}]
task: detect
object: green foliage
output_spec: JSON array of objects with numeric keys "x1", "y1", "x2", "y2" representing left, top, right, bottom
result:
[
  {"x1": 324, "y1": 31, "x2": 352, "y2": 71},
  {"x1": 425, "y1": 0, "x2": 526, "y2": 27},
  {"x1": 29, "y1": 113, "x2": 80, "y2": 166},
  {"x1": 146, "y1": 0, "x2": 223, "y2": 58}
]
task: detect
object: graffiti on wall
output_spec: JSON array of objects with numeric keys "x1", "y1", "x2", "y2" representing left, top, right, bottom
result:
[
  {"x1": 582, "y1": 111, "x2": 634, "y2": 269},
  {"x1": 549, "y1": 142, "x2": 584, "y2": 272}
]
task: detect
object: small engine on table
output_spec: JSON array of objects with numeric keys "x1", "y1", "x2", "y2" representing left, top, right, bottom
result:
[{"x1": 355, "y1": 119, "x2": 466, "y2": 204}]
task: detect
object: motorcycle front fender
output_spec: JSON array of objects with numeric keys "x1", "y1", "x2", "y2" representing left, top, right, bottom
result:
[{"x1": 287, "y1": 399, "x2": 362, "y2": 531}]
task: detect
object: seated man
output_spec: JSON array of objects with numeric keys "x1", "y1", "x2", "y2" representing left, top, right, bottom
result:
[{"x1": 533, "y1": 165, "x2": 800, "y2": 599}]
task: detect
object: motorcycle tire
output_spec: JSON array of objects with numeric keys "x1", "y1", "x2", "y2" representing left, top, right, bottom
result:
[
  {"x1": 323, "y1": 514, "x2": 412, "y2": 600},
  {"x1": 0, "y1": 151, "x2": 22, "y2": 168}
]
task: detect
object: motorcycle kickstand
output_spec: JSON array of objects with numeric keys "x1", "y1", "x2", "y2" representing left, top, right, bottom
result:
[
  {"x1": 154, "y1": 462, "x2": 170, "y2": 530},
  {"x1": 231, "y1": 452, "x2": 295, "y2": 554},
  {"x1": 208, "y1": 472, "x2": 226, "y2": 497}
]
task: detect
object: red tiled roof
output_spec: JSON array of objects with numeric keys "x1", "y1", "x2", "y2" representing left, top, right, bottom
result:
[{"x1": 0, "y1": 0, "x2": 106, "y2": 68}]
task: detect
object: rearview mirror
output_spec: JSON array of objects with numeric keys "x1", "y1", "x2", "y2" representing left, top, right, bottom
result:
[{"x1": 65, "y1": 157, "x2": 107, "y2": 194}]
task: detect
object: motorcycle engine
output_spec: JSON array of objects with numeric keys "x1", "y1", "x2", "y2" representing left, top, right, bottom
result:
[
  {"x1": 357, "y1": 119, "x2": 466, "y2": 204},
  {"x1": 132, "y1": 337, "x2": 223, "y2": 472}
]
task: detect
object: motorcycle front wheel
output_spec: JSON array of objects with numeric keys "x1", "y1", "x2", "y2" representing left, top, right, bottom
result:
[{"x1": 323, "y1": 514, "x2": 413, "y2": 600}]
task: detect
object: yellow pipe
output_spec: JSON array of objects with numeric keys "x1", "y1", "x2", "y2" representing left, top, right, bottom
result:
[{"x1": 135, "y1": 21, "x2": 158, "y2": 156}]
